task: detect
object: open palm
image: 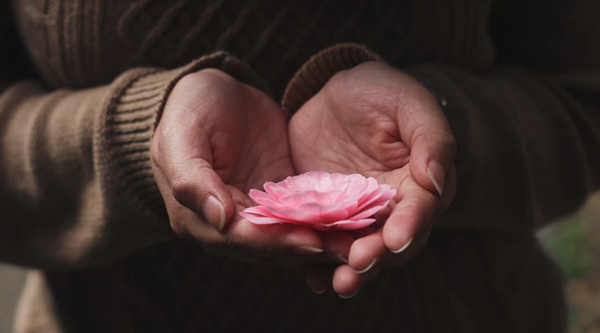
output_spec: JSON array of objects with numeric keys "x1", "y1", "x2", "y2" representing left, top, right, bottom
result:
[
  {"x1": 152, "y1": 69, "x2": 328, "y2": 266},
  {"x1": 289, "y1": 62, "x2": 457, "y2": 296}
]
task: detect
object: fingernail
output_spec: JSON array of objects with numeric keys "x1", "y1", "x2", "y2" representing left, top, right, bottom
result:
[
  {"x1": 203, "y1": 195, "x2": 225, "y2": 232},
  {"x1": 427, "y1": 160, "x2": 444, "y2": 196},
  {"x1": 339, "y1": 291, "x2": 358, "y2": 299},
  {"x1": 295, "y1": 246, "x2": 324, "y2": 254},
  {"x1": 353, "y1": 257, "x2": 378, "y2": 274},
  {"x1": 311, "y1": 288, "x2": 327, "y2": 295},
  {"x1": 332, "y1": 253, "x2": 349, "y2": 264},
  {"x1": 391, "y1": 237, "x2": 413, "y2": 254}
]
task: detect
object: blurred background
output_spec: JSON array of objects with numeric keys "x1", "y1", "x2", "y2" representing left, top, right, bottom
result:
[
  {"x1": 0, "y1": 265, "x2": 25, "y2": 333},
  {"x1": 0, "y1": 192, "x2": 599, "y2": 333}
]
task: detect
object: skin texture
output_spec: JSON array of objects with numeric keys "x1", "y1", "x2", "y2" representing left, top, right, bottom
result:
[
  {"x1": 288, "y1": 62, "x2": 458, "y2": 296},
  {"x1": 151, "y1": 68, "x2": 337, "y2": 266},
  {"x1": 151, "y1": 63, "x2": 457, "y2": 296}
]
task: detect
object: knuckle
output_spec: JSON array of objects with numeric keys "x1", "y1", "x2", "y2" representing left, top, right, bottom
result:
[
  {"x1": 416, "y1": 187, "x2": 441, "y2": 211},
  {"x1": 169, "y1": 219, "x2": 191, "y2": 239},
  {"x1": 149, "y1": 142, "x2": 161, "y2": 165},
  {"x1": 223, "y1": 232, "x2": 244, "y2": 249},
  {"x1": 441, "y1": 134, "x2": 458, "y2": 157},
  {"x1": 170, "y1": 174, "x2": 197, "y2": 208},
  {"x1": 191, "y1": 69, "x2": 239, "y2": 91},
  {"x1": 174, "y1": 70, "x2": 242, "y2": 103},
  {"x1": 428, "y1": 194, "x2": 442, "y2": 212}
]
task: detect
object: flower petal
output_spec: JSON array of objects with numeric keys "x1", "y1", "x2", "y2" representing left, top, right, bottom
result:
[
  {"x1": 279, "y1": 190, "x2": 343, "y2": 207},
  {"x1": 357, "y1": 185, "x2": 395, "y2": 211},
  {"x1": 305, "y1": 171, "x2": 330, "y2": 181},
  {"x1": 239, "y1": 212, "x2": 291, "y2": 225},
  {"x1": 248, "y1": 189, "x2": 286, "y2": 209},
  {"x1": 264, "y1": 182, "x2": 291, "y2": 201},
  {"x1": 295, "y1": 201, "x2": 350, "y2": 221},
  {"x1": 244, "y1": 172, "x2": 395, "y2": 231},
  {"x1": 329, "y1": 173, "x2": 348, "y2": 188},
  {"x1": 317, "y1": 176, "x2": 333, "y2": 192},
  {"x1": 264, "y1": 206, "x2": 319, "y2": 224},
  {"x1": 342, "y1": 175, "x2": 369, "y2": 198},
  {"x1": 313, "y1": 218, "x2": 376, "y2": 231},
  {"x1": 349, "y1": 201, "x2": 391, "y2": 220}
]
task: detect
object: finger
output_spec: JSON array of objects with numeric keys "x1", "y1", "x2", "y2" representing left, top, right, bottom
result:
[
  {"x1": 371, "y1": 201, "x2": 397, "y2": 230},
  {"x1": 332, "y1": 265, "x2": 361, "y2": 298},
  {"x1": 395, "y1": 77, "x2": 456, "y2": 197},
  {"x1": 169, "y1": 157, "x2": 233, "y2": 232},
  {"x1": 348, "y1": 230, "x2": 386, "y2": 274},
  {"x1": 153, "y1": 90, "x2": 236, "y2": 232},
  {"x1": 440, "y1": 164, "x2": 458, "y2": 211},
  {"x1": 192, "y1": 204, "x2": 325, "y2": 256},
  {"x1": 382, "y1": 183, "x2": 437, "y2": 253},
  {"x1": 305, "y1": 265, "x2": 334, "y2": 294},
  {"x1": 332, "y1": 264, "x2": 382, "y2": 299},
  {"x1": 319, "y1": 232, "x2": 355, "y2": 263}
]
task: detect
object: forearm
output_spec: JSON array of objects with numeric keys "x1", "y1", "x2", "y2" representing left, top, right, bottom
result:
[
  {"x1": 0, "y1": 69, "x2": 173, "y2": 269},
  {"x1": 283, "y1": 44, "x2": 600, "y2": 233},
  {"x1": 0, "y1": 52, "x2": 270, "y2": 269},
  {"x1": 406, "y1": 64, "x2": 600, "y2": 232}
]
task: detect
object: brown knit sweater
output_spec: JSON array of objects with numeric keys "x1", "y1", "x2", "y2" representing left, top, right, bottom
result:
[{"x1": 1, "y1": 0, "x2": 599, "y2": 332}]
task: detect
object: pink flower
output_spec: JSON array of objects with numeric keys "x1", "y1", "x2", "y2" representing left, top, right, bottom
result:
[{"x1": 240, "y1": 171, "x2": 396, "y2": 231}]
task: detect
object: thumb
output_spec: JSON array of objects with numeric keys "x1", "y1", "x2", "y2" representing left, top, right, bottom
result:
[
  {"x1": 407, "y1": 122, "x2": 456, "y2": 197},
  {"x1": 395, "y1": 78, "x2": 456, "y2": 197},
  {"x1": 153, "y1": 100, "x2": 236, "y2": 232},
  {"x1": 169, "y1": 158, "x2": 235, "y2": 232}
]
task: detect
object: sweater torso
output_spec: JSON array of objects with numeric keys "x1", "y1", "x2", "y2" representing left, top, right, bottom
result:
[
  {"x1": 13, "y1": 0, "x2": 496, "y2": 97},
  {"x1": 7, "y1": 0, "x2": 571, "y2": 332}
]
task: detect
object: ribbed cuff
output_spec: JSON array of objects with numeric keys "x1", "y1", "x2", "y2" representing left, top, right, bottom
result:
[
  {"x1": 281, "y1": 43, "x2": 382, "y2": 118},
  {"x1": 101, "y1": 52, "x2": 270, "y2": 218}
]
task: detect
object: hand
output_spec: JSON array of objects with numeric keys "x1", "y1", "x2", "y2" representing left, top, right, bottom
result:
[
  {"x1": 151, "y1": 69, "x2": 327, "y2": 265},
  {"x1": 288, "y1": 62, "x2": 457, "y2": 295}
]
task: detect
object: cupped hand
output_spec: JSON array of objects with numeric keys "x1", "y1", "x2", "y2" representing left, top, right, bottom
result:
[
  {"x1": 151, "y1": 68, "x2": 329, "y2": 265},
  {"x1": 288, "y1": 62, "x2": 457, "y2": 296}
]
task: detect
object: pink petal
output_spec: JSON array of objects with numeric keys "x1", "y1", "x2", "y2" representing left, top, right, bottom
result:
[
  {"x1": 264, "y1": 206, "x2": 320, "y2": 223},
  {"x1": 241, "y1": 206, "x2": 314, "y2": 225},
  {"x1": 279, "y1": 190, "x2": 342, "y2": 207},
  {"x1": 356, "y1": 177, "x2": 380, "y2": 200},
  {"x1": 295, "y1": 201, "x2": 350, "y2": 221},
  {"x1": 357, "y1": 185, "x2": 395, "y2": 211},
  {"x1": 305, "y1": 171, "x2": 330, "y2": 181},
  {"x1": 342, "y1": 176, "x2": 369, "y2": 198},
  {"x1": 313, "y1": 218, "x2": 376, "y2": 231},
  {"x1": 244, "y1": 172, "x2": 396, "y2": 231},
  {"x1": 242, "y1": 205, "x2": 273, "y2": 216},
  {"x1": 278, "y1": 177, "x2": 295, "y2": 192},
  {"x1": 349, "y1": 201, "x2": 391, "y2": 220},
  {"x1": 248, "y1": 189, "x2": 286, "y2": 209},
  {"x1": 278, "y1": 191, "x2": 318, "y2": 208},
  {"x1": 239, "y1": 212, "x2": 291, "y2": 225},
  {"x1": 286, "y1": 173, "x2": 319, "y2": 192},
  {"x1": 329, "y1": 173, "x2": 348, "y2": 188},
  {"x1": 317, "y1": 176, "x2": 333, "y2": 192},
  {"x1": 264, "y1": 182, "x2": 291, "y2": 201}
]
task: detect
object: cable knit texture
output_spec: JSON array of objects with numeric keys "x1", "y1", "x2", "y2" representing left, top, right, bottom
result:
[
  {"x1": 1, "y1": 0, "x2": 599, "y2": 332},
  {"x1": 281, "y1": 43, "x2": 381, "y2": 117}
]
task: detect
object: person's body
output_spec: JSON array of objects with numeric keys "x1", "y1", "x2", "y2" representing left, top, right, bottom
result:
[{"x1": 1, "y1": 0, "x2": 599, "y2": 332}]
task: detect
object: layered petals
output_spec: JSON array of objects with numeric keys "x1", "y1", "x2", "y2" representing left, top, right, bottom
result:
[{"x1": 241, "y1": 172, "x2": 396, "y2": 230}]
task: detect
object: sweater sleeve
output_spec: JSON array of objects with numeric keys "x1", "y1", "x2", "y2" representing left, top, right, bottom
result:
[
  {"x1": 281, "y1": 9, "x2": 600, "y2": 233},
  {"x1": 0, "y1": 52, "x2": 270, "y2": 269}
]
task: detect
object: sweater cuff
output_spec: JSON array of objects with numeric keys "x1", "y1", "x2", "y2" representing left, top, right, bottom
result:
[
  {"x1": 101, "y1": 52, "x2": 269, "y2": 218},
  {"x1": 281, "y1": 43, "x2": 382, "y2": 118}
]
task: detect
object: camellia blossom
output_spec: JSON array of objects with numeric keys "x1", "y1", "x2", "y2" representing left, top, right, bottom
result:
[{"x1": 240, "y1": 171, "x2": 396, "y2": 231}]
